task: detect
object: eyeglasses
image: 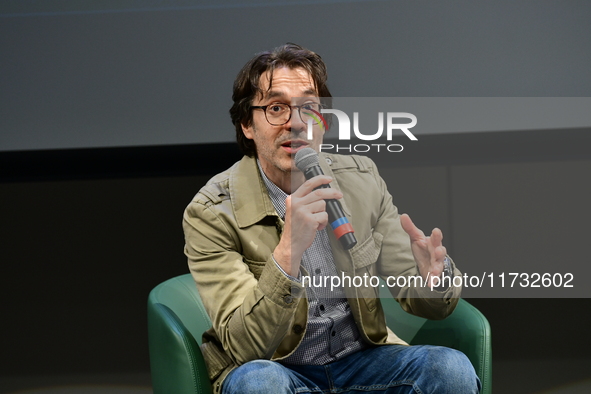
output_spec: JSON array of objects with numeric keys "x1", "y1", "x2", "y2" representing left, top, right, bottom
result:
[{"x1": 251, "y1": 102, "x2": 324, "y2": 126}]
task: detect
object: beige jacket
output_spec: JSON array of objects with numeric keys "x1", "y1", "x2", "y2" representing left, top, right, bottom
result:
[{"x1": 183, "y1": 153, "x2": 461, "y2": 393}]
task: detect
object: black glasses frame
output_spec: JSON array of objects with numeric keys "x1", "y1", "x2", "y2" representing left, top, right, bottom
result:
[{"x1": 250, "y1": 103, "x2": 324, "y2": 126}]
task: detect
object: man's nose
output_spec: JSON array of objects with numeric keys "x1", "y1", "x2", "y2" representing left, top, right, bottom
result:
[{"x1": 286, "y1": 107, "x2": 307, "y2": 131}]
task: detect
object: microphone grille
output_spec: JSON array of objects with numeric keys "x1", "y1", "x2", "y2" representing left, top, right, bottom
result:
[{"x1": 295, "y1": 147, "x2": 319, "y2": 172}]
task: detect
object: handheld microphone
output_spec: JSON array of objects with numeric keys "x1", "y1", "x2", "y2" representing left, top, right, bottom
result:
[{"x1": 295, "y1": 148, "x2": 357, "y2": 250}]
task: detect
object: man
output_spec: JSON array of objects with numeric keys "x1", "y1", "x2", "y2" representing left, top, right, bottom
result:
[{"x1": 183, "y1": 43, "x2": 480, "y2": 393}]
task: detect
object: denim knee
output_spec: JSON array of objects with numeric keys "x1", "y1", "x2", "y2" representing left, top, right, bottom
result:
[
  {"x1": 416, "y1": 346, "x2": 481, "y2": 394},
  {"x1": 222, "y1": 360, "x2": 295, "y2": 394}
]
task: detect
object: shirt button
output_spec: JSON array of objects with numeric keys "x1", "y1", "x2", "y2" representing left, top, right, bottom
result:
[
  {"x1": 283, "y1": 295, "x2": 294, "y2": 304},
  {"x1": 293, "y1": 324, "x2": 304, "y2": 335},
  {"x1": 325, "y1": 157, "x2": 333, "y2": 165}
]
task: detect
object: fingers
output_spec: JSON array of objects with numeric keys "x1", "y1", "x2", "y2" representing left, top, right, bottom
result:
[
  {"x1": 285, "y1": 188, "x2": 330, "y2": 231},
  {"x1": 308, "y1": 198, "x2": 326, "y2": 214},
  {"x1": 434, "y1": 245, "x2": 447, "y2": 261},
  {"x1": 294, "y1": 175, "x2": 342, "y2": 200},
  {"x1": 400, "y1": 213, "x2": 425, "y2": 241},
  {"x1": 401, "y1": 214, "x2": 449, "y2": 279},
  {"x1": 288, "y1": 197, "x2": 328, "y2": 222},
  {"x1": 430, "y1": 227, "x2": 443, "y2": 246},
  {"x1": 314, "y1": 211, "x2": 329, "y2": 231},
  {"x1": 429, "y1": 228, "x2": 446, "y2": 257}
]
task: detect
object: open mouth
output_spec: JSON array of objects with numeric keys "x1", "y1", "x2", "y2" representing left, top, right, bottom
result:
[{"x1": 281, "y1": 140, "x2": 309, "y2": 152}]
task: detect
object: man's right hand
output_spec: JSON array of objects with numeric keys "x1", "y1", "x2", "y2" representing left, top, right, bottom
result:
[{"x1": 273, "y1": 175, "x2": 343, "y2": 277}]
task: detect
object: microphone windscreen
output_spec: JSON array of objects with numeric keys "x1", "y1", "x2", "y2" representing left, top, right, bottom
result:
[{"x1": 295, "y1": 147, "x2": 319, "y2": 172}]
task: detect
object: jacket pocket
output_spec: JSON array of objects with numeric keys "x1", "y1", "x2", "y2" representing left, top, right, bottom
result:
[
  {"x1": 350, "y1": 230, "x2": 383, "y2": 270},
  {"x1": 243, "y1": 258, "x2": 267, "y2": 280}
]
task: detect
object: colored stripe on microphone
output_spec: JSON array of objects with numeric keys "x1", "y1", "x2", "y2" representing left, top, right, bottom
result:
[
  {"x1": 331, "y1": 217, "x2": 354, "y2": 239},
  {"x1": 333, "y1": 223, "x2": 354, "y2": 239},
  {"x1": 330, "y1": 217, "x2": 349, "y2": 229}
]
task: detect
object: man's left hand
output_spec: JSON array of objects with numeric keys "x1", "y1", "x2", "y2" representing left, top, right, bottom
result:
[{"x1": 400, "y1": 213, "x2": 447, "y2": 287}]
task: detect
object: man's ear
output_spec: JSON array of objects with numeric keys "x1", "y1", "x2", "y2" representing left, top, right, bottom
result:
[{"x1": 241, "y1": 122, "x2": 254, "y2": 140}]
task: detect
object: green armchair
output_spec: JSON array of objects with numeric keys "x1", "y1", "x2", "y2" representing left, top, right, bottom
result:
[{"x1": 148, "y1": 274, "x2": 492, "y2": 393}]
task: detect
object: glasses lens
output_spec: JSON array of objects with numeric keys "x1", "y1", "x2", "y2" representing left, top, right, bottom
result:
[
  {"x1": 265, "y1": 103, "x2": 290, "y2": 125},
  {"x1": 299, "y1": 103, "x2": 322, "y2": 125}
]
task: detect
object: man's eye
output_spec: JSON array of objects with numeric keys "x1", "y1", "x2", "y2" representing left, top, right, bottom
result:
[
  {"x1": 302, "y1": 103, "x2": 320, "y2": 112},
  {"x1": 269, "y1": 104, "x2": 286, "y2": 113}
]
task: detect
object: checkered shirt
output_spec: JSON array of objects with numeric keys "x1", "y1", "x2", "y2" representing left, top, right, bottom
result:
[{"x1": 257, "y1": 161, "x2": 368, "y2": 365}]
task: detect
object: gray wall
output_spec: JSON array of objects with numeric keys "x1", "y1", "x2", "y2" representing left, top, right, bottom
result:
[{"x1": 2, "y1": 0, "x2": 591, "y2": 150}]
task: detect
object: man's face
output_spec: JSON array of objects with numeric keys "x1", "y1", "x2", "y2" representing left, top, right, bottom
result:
[{"x1": 242, "y1": 67, "x2": 324, "y2": 187}]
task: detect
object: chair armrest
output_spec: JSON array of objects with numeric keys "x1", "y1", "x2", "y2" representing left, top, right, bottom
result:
[{"x1": 148, "y1": 302, "x2": 213, "y2": 394}]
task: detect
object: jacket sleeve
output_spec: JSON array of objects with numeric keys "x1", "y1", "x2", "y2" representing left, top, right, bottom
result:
[
  {"x1": 183, "y1": 198, "x2": 305, "y2": 365},
  {"x1": 367, "y1": 160, "x2": 462, "y2": 320}
]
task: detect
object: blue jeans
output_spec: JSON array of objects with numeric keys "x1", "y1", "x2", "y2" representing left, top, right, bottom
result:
[{"x1": 222, "y1": 345, "x2": 481, "y2": 394}]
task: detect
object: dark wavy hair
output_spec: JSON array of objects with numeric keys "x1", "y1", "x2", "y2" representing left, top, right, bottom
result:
[{"x1": 229, "y1": 43, "x2": 332, "y2": 157}]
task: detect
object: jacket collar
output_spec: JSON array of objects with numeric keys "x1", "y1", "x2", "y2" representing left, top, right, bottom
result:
[{"x1": 229, "y1": 155, "x2": 279, "y2": 228}]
